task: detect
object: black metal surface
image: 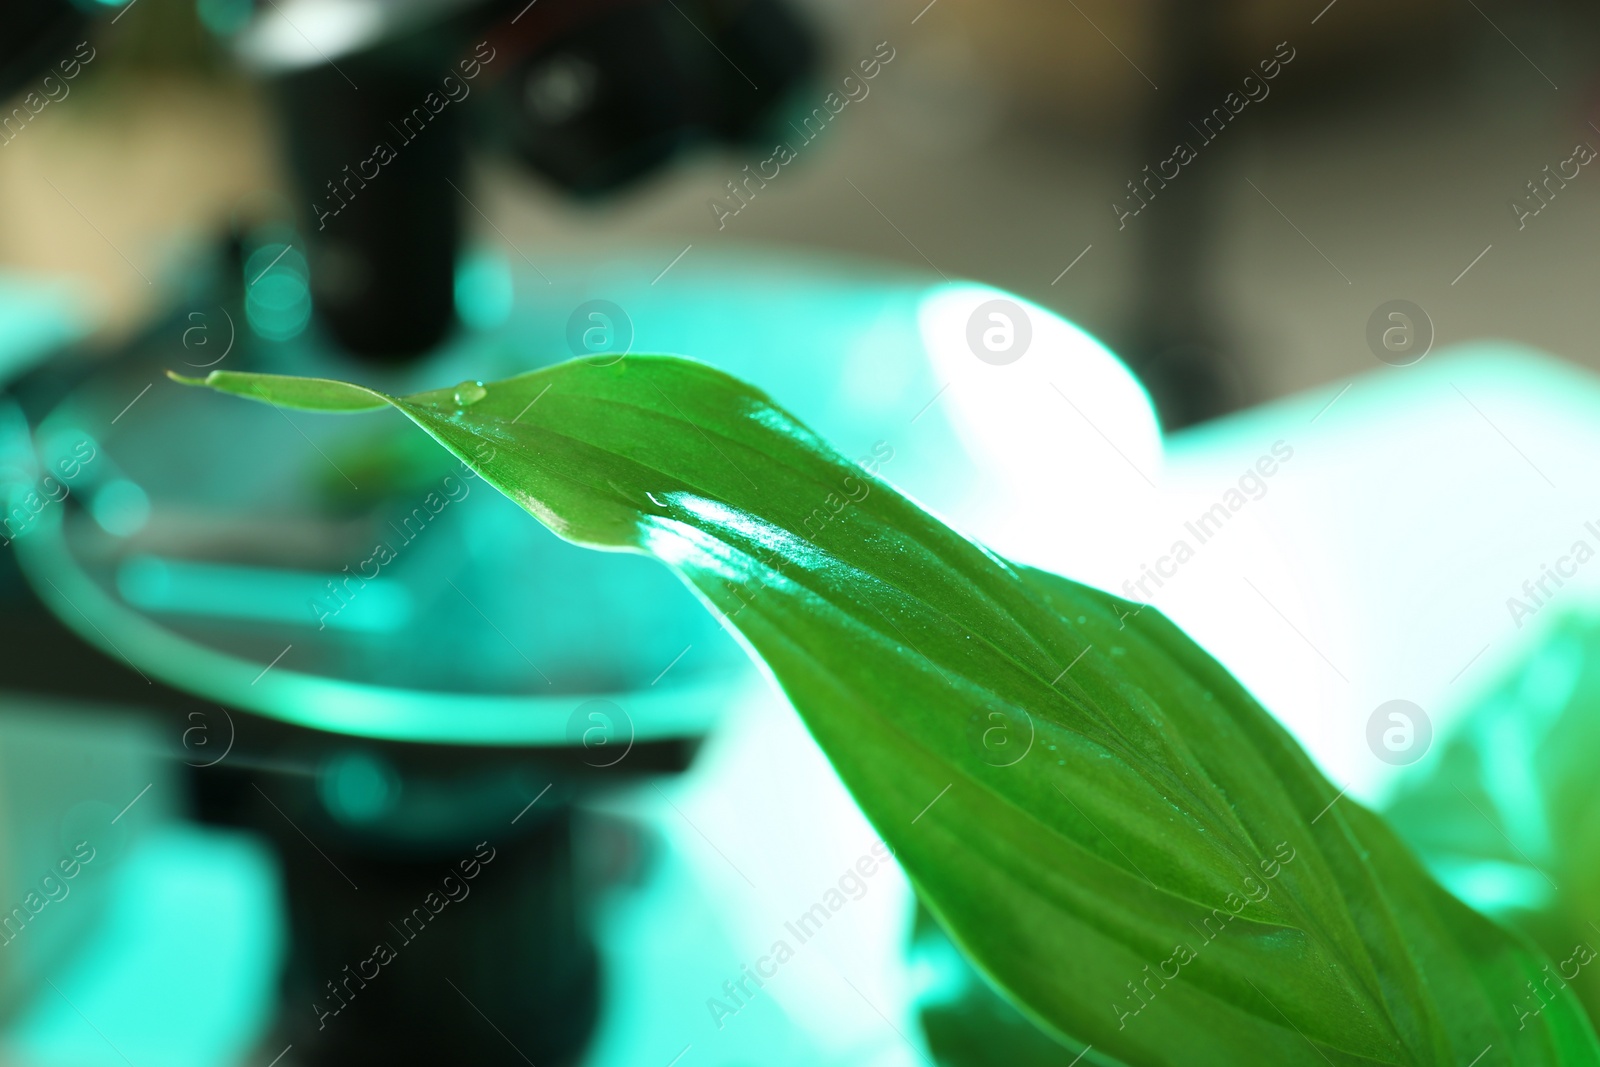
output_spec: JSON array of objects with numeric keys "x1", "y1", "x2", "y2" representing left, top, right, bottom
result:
[
  {"x1": 1117, "y1": 0, "x2": 1242, "y2": 431},
  {"x1": 491, "y1": 0, "x2": 818, "y2": 195},
  {"x1": 0, "y1": 518, "x2": 685, "y2": 1065},
  {"x1": 266, "y1": 0, "x2": 816, "y2": 361},
  {"x1": 199, "y1": 756, "x2": 603, "y2": 1066},
  {"x1": 0, "y1": 0, "x2": 89, "y2": 104},
  {"x1": 276, "y1": 45, "x2": 468, "y2": 361}
]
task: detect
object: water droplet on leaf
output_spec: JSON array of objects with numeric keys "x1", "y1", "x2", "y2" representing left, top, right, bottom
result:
[{"x1": 453, "y1": 380, "x2": 487, "y2": 407}]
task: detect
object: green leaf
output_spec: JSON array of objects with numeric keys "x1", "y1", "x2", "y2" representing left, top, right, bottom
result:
[
  {"x1": 173, "y1": 359, "x2": 1600, "y2": 1066},
  {"x1": 166, "y1": 370, "x2": 389, "y2": 412},
  {"x1": 912, "y1": 905, "x2": 1101, "y2": 1066},
  {"x1": 1384, "y1": 611, "x2": 1600, "y2": 1030}
]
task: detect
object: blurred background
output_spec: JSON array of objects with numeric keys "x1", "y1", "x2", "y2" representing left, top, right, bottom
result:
[
  {"x1": 6, "y1": 0, "x2": 1600, "y2": 416},
  {"x1": 3, "y1": 0, "x2": 1600, "y2": 1064}
]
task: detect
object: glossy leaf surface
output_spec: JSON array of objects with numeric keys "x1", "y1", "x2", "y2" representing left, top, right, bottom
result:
[{"x1": 172, "y1": 360, "x2": 1600, "y2": 1065}]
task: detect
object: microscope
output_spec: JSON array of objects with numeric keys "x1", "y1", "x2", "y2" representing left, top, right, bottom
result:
[{"x1": 0, "y1": 0, "x2": 819, "y2": 1062}]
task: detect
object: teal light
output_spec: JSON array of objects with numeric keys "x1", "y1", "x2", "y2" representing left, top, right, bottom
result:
[
  {"x1": 89, "y1": 479, "x2": 150, "y2": 538},
  {"x1": 1429, "y1": 858, "x2": 1556, "y2": 917},
  {"x1": 319, "y1": 751, "x2": 399, "y2": 825},
  {"x1": 0, "y1": 271, "x2": 91, "y2": 383},
  {"x1": 454, "y1": 250, "x2": 514, "y2": 331},
  {"x1": 243, "y1": 241, "x2": 311, "y2": 343},
  {"x1": 19, "y1": 507, "x2": 741, "y2": 745},
  {"x1": 3, "y1": 826, "x2": 283, "y2": 1067},
  {"x1": 195, "y1": 0, "x2": 252, "y2": 35},
  {"x1": 116, "y1": 555, "x2": 415, "y2": 633},
  {"x1": 906, "y1": 925, "x2": 973, "y2": 1008}
]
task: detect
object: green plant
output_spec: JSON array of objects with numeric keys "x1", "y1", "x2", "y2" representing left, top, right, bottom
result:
[
  {"x1": 172, "y1": 358, "x2": 1600, "y2": 1065},
  {"x1": 1385, "y1": 612, "x2": 1600, "y2": 1030}
]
